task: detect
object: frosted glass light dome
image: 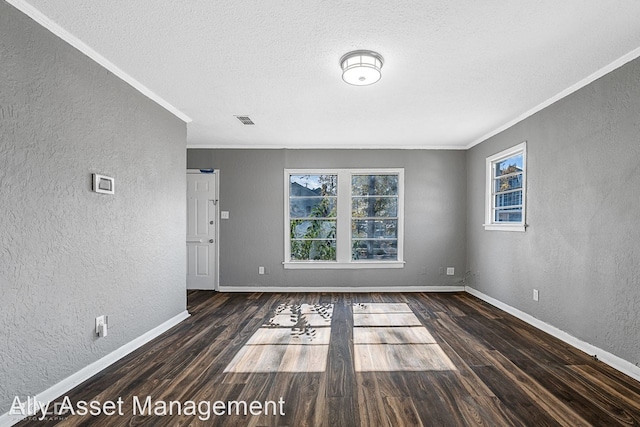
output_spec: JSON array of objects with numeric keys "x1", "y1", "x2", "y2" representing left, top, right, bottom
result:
[{"x1": 340, "y1": 50, "x2": 384, "y2": 86}]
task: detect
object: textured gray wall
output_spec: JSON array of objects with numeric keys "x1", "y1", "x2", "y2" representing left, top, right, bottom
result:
[
  {"x1": 466, "y1": 57, "x2": 640, "y2": 365},
  {"x1": 187, "y1": 149, "x2": 467, "y2": 289},
  {"x1": 0, "y1": 2, "x2": 187, "y2": 413}
]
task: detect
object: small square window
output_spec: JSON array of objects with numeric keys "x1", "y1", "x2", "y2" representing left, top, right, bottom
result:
[{"x1": 484, "y1": 142, "x2": 527, "y2": 232}]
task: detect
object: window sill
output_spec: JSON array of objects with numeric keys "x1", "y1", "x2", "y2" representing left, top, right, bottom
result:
[
  {"x1": 283, "y1": 261, "x2": 405, "y2": 270},
  {"x1": 483, "y1": 223, "x2": 527, "y2": 232}
]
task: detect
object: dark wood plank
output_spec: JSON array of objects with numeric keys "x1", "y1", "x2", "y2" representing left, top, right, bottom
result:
[
  {"x1": 326, "y1": 298, "x2": 355, "y2": 398},
  {"x1": 13, "y1": 291, "x2": 640, "y2": 427},
  {"x1": 356, "y1": 372, "x2": 388, "y2": 427}
]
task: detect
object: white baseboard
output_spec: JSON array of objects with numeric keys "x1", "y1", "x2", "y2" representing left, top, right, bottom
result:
[
  {"x1": 465, "y1": 286, "x2": 640, "y2": 382},
  {"x1": 0, "y1": 310, "x2": 190, "y2": 427},
  {"x1": 5, "y1": 287, "x2": 637, "y2": 427},
  {"x1": 218, "y1": 285, "x2": 465, "y2": 293}
]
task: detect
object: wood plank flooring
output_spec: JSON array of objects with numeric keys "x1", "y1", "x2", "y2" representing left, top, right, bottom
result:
[{"x1": 14, "y1": 291, "x2": 640, "y2": 426}]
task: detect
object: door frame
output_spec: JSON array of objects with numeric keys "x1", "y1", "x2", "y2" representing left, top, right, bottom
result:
[{"x1": 187, "y1": 169, "x2": 220, "y2": 291}]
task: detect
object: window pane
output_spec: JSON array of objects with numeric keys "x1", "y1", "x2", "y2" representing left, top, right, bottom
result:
[
  {"x1": 352, "y1": 220, "x2": 397, "y2": 239},
  {"x1": 290, "y1": 219, "x2": 336, "y2": 239},
  {"x1": 494, "y1": 190, "x2": 522, "y2": 208},
  {"x1": 495, "y1": 154, "x2": 523, "y2": 177},
  {"x1": 350, "y1": 173, "x2": 400, "y2": 261},
  {"x1": 289, "y1": 173, "x2": 338, "y2": 261},
  {"x1": 291, "y1": 239, "x2": 336, "y2": 261},
  {"x1": 352, "y1": 197, "x2": 398, "y2": 218},
  {"x1": 494, "y1": 174, "x2": 522, "y2": 193},
  {"x1": 494, "y1": 208, "x2": 522, "y2": 223},
  {"x1": 351, "y1": 175, "x2": 398, "y2": 196},
  {"x1": 352, "y1": 240, "x2": 397, "y2": 260},
  {"x1": 290, "y1": 175, "x2": 337, "y2": 196},
  {"x1": 290, "y1": 197, "x2": 337, "y2": 218}
]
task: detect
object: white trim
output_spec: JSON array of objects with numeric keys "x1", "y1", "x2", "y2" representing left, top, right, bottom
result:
[
  {"x1": 0, "y1": 311, "x2": 190, "y2": 427},
  {"x1": 283, "y1": 261, "x2": 405, "y2": 269},
  {"x1": 465, "y1": 286, "x2": 640, "y2": 383},
  {"x1": 467, "y1": 46, "x2": 640, "y2": 150},
  {"x1": 213, "y1": 171, "x2": 220, "y2": 291},
  {"x1": 482, "y1": 224, "x2": 526, "y2": 232},
  {"x1": 219, "y1": 285, "x2": 465, "y2": 293},
  {"x1": 187, "y1": 168, "x2": 215, "y2": 174},
  {"x1": 187, "y1": 144, "x2": 468, "y2": 150},
  {"x1": 485, "y1": 142, "x2": 527, "y2": 164},
  {"x1": 484, "y1": 142, "x2": 527, "y2": 231},
  {"x1": 5, "y1": 0, "x2": 191, "y2": 124}
]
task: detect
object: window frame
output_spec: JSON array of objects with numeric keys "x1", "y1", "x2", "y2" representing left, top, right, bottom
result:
[
  {"x1": 484, "y1": 142, "x2": 527, "y2": 232},
  {"x1": 284, "y1": 168, "x2": 405, "y2": 269}
]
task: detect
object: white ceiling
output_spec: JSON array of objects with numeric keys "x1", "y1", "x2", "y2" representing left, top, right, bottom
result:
[{"x1": 14, "y1": 0, "x2": 640, "y2": 149}]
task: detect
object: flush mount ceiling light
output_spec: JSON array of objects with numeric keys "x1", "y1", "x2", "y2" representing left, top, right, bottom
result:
[{"x1": 340, "y1": 50, "x2": 384, "y2": 86}]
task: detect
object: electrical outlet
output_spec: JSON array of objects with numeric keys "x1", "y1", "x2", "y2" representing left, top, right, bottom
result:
[
  {"x1": 95, "y1": 315, "x2": 107, "y2": 337},
  {"x1": 446, "y1": 267, "x2": 455, "y2": 276},
  {"x1": 95, "y1": 316, "x2": 104, "y2": 334},
  {"x1": 533, "y1": 289, "x2": 539, "y2": 301},
  {"x1": 258, "y1": 266, "x2": 265, "y2": 275}
]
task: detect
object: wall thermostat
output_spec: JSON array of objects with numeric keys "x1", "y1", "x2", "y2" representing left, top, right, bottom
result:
[{"x1": 93, "y1": 173, "x2": 115, "y2": 195}]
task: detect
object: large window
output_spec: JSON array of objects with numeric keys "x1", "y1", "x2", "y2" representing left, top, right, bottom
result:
[
  {"x1": 285, "y1": 169, "x2": 404, "y2": 269},
  {"x1": 484, "y1": 142, "x2": 527, "y2": 231}
]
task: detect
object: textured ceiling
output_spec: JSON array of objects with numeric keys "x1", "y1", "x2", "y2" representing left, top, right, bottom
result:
[{"x1": 13, "y1": 0, "x2": 640, "y2": 149}]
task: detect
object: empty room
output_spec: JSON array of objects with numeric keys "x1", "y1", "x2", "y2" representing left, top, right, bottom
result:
[{"x1": 2, "y1": 0, "x2": 640, "y2": 426}]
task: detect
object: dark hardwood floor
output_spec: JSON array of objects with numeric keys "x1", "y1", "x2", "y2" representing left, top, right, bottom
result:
[{"x1": 15, "y1": 291, "x2": 640, "y2": 426}]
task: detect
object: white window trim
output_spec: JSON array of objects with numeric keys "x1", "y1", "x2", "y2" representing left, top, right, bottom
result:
[
  {"x1": 484, "y1": 142, "x2": 527, "y2": 232},
  {"x1": 284, "y1": 168, "x2": 405, "y2": 269}
]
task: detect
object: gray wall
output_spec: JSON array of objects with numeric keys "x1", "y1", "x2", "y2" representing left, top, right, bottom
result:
[
  {"x1": 0, "y1": 2, "x2": 187, "y2": 413},
  {"x1": 187, "y1": 149, "x2": 467, "y2": 289},
  {"x1": 466, "y1": 56, "x2": 640, "y2": 366}
]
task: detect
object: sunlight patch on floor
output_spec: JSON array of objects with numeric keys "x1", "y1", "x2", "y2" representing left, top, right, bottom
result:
[
  {"x1": 224, "y1": 301, "x2": 456, "y2": 374},
  {"x1": 352, "y1": 303, "x2": 456, "y2": 372},
  {"x1": 353, "y1": 326, "x2": 437, "y2": 345},
  {"x1": 223, "y1": 303, "x2": 333, "y2": 373}
]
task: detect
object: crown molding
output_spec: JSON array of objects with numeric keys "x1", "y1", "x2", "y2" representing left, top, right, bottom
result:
[
  {"x1": 6, "y1": 0, "x2": 192, "y2": 124},
  {"x1": 466, "y1": 46, "x2": 640, "y2": 150}
]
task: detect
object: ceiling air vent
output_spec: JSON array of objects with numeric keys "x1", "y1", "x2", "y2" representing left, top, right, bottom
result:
[{"x1": 235, "y1": 115, "x2": 255, "y2": 125}]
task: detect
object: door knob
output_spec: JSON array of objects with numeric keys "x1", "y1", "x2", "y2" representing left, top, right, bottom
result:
[{"x1": 209, "y1": 239, "x2": 214, "y2": 243}]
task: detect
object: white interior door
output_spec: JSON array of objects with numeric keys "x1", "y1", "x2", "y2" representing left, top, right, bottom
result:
[{"x1": 187, "y1": 170, "x2": 218, "y2": 290}]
